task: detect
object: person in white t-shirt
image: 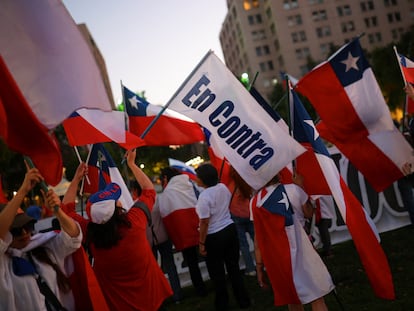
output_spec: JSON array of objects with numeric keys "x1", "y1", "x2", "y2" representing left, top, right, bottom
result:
[{"x1": 195, "y1": 163, "x2": 250, "y2": 311}]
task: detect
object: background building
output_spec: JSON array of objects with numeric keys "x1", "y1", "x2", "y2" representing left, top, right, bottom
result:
[
  {"x1": 220, "y1": 0, "x2": 414, "y2": 100},
  {"x1": 78, "y1": 23, "x2": 115, "y2": 108}
]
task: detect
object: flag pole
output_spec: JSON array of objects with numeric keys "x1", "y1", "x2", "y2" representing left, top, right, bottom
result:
[
  {"x1": 140, "y1": 50, "x2": 214, "y2": 139},
  {"x1": 120, "y1": 80, "x2": 129, "y2": 131},
  {"x1": 285, "y1": 75, "x2": 296, "y2": 171},
  {"x1": 273, "y1": 93, "x2": 287, "y2": 110},
  {"x1": 393, "y1": 46, "x2": 407, "y2": 87},
  {"x1": 393, "y1": 46, "x2": 408, "y2": 129},
  {"x1": 74, "y1": 146, "x2": 90, "y2": 185},
  {"x1": 247, "y1": 71, "x2": 259, "y2": 91}
]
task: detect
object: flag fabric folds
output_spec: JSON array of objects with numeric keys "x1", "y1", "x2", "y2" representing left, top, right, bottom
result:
[
  {"x1": 168, "y1": 158, "x2": 197, "y2": 180},
  {"x1": 397, "y1": 53, "x2": 414, "y2": 114},
  {"x1": 167, "y1": 51, "x2": 305, "y2": 190},
  {"x1": 83, "y1": 144, "x2": 134, "y2": 212},
  {"x1": 251, "y1": 185, "x2": 334, "y2": 305},
  {"x1": 203, "y1": 128, "x2": 231, "y2": 185},
  {"x1": 62, "y1": 110, "x2": 145, "y2": 150},
  {"x1": 290, "y1": 88, "x2": 395, "y2": 300},
  {"x1": 123, "y1": 86, "x2": 204, "y2": 146},
  {"x1": 0, "y1": 0, "x2": 113, "y2": 129},
  {"x1": 0, "y1": 56, "x2": 62, "y2": 186},
  {"x1": 398, "y1": 53, "x2": 414, "y2": 83},
  {"x1": 296, "y1": 39, "x2": 414, "y2": 192}
]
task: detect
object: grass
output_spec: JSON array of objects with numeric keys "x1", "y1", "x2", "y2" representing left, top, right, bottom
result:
[{"x1": 163, "y1": 225, "x2": 414, "y2": 311}]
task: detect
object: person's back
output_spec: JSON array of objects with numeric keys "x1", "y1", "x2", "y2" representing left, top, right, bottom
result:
[
  {"x1": 147, "y1": 194, "x2": 184, "y2": 303},
  {"x1": 251, "y1": 174, "x2": 334, "y2": 310},
  {"x1": 91, "y1": 196, "x2": 170, "y2": 310},
  {"x1": 159, "y1": 174, "x2": 200, "y2": 250},
  {"x1": 62, "y1": 150, "x2": 173, "y2": 311},
  {"x1": 159, "y1": 167, "x2": 207, "y2": 297}
]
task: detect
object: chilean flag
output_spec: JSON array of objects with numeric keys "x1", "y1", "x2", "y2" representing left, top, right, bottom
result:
[
  {"x1": 83, "y1": 144, "x2": 134, "y2": 212},
  {"x1": 123, "y1": 85, "x2": 204, "y2": 146},
  {"x1": 0, "y1": 56, "x2": 62, "y2": 186},
  {"x1": 399, "y1": 53, "x2": 414, "y2": 83},
  {"x1": 398, "y1": 53, "x2": 414, "y2": 114},
  {"x1": 251, "y1": 185, "x2": 334, "y2": 305},
  {"x1": 62, "y1": 110, "x2": 145, "y2": 150},
  {"x1": 158, "y1": 175, "x2": 200, "y2": 251},
  {"x1": 291, "y1": 88, "x2": 395, "y2": 300},
  {"x1": 168, "y1": 158, "x2": 197, "y2": 180},
  {"x1": 296, "y1": 38, "x2": 414, "y2": 192},
  {"x1": 203, "y1": 128, "x2": 231, "y2": 185}
]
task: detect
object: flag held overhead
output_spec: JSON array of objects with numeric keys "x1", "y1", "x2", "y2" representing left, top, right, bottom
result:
[{"x1": 296, "y1": 38, "x2": 414, "y2": 192}]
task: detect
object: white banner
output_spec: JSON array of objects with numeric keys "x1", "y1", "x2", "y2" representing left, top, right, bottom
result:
[{"x1": 167, "y1": 51, "x2": 305, "y2": 190}]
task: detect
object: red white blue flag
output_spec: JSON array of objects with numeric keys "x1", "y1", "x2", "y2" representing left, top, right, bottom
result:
[
  {"x1": 290, "y1": 87, "x2": 395, "y2": 300},
  {"x1": 168, "y1": 158, "x2": 197, "y2": 180},
  {"x1": 123, "y1": 86, "x2": 204, "y2": 146},
  {"x1": 397, "y1": 53, "x2": 414, "y2": 114},
  {"x1": 83, "y1": 144, "x2": 134, "y2": 212},
  {"x1": 398, "y1": 53, "x2": 414, "y2": 82},
  {"x1": 63, "y1": 110, "x2": 145, "y2": 150},
  {"x1": 296, "y1": 39, "x2": 414, "y2": 192},
  {"x1": 251, "y1": 184, "x2": 334, "y2": 305}
]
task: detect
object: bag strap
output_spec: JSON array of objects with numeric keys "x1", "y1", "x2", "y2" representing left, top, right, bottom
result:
[
  {"x1": 191, "y1": 181, "x2": 200, "y2": 199},
  {"x1": 28, "y1": 252, "x2": 68, "y2": 311},
  {"x1": 133, "y1": 201, "x2": 159, "y2": 246},
  {"x1": 133, "y1": 201, "x2": 152, "y2": 226}
]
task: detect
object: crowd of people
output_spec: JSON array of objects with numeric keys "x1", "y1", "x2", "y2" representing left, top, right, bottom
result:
[
  {"x1": 2, "y1": 79, "x2": 414, "y2": 311},
  {"x1": 0, "y1": 159, "x2": 336, "y2": 311}
]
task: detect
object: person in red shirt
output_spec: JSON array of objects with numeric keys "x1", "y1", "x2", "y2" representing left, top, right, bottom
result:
[{"x1": 62, "y1": 149, "x2": 172, "y2": 311}]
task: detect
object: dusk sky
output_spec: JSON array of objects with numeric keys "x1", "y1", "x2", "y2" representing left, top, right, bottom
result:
[{"x1": 62, "y1": 1, "x2": 227, "y2": 106}]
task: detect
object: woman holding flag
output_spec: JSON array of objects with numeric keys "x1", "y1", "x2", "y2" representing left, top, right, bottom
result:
[
  {"x1": 251, "y1": 171, "x2": 334, "y2": 311},
  {"x1": 62, "y1": 149, "x2": 172, "y2": 311}
]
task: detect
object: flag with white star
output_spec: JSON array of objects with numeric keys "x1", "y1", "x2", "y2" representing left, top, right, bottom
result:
[
  {"x1": 295, "y1": 53, "x2": 397, "y2": 299},
  {"x1": 122, "y1": 85, "x2": 204, "y2": 146},
  {"x1": 296, "y1": 38, "x2": 414, "y2": 193},
  {"x1": 261, "y1": 184, "x2": 294, "y2": 226},
  {"x1": 83, "y1": 143, "x2": 134, "y2": 212}
]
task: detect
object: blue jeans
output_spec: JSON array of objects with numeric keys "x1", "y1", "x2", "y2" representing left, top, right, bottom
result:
[{"x1": 231, "y1": 215, "x2": 255, "y2": 273}]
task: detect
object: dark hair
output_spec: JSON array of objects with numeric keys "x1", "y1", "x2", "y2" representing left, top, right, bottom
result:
[
  {"x1": 130, "y1": 180, "x2": 142, "y2": 197},
  {"x1": 86, "y1": 206, "x2": 131, "y2": 249},
  {"x1": 265, "y1": 174, "x2": 280, "y2": 187},
  {"x1": 229, "y1": 166, "x2": 253, "y2": 199},
  {"x1": 160, "y1": 167, "x2": 181, "y2": 182},
  {"x1": 196, "y1": 164, "x2": 218, "y2": 187}
]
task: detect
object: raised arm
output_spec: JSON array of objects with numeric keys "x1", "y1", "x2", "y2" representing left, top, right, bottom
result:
[
  {"x1": 126, "y1": 149, "x2": 154, "y2": 191},
  {"x1": 0, "y1": 168, "x2": 43, "y2": 239},
  {"x1": 43, "y1": 189, "x2": 80, "y2": 238},
  {"x1": 62, "y1": 162, "x2": 88, "y2": 204}
]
